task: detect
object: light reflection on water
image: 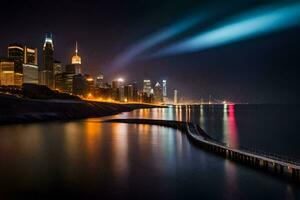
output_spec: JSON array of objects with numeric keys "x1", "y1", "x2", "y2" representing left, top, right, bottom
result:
[
  {"x1": 112, "y1": 104, "x2": 239, "y2": 148},
  {"x1": 112, "y1": 123, "x2": 128, "y2": 179},
  {"x1": 0, "y1": 105, "x2": 299, "y2": 199},
  {"x1": 223, "y1": 104, "x2": 239, "y2": 148}
]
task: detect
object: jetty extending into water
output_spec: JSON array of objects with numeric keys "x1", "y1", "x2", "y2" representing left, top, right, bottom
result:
[{"x1": 105, "y1": 118, "x2": 300, "y2": 182}]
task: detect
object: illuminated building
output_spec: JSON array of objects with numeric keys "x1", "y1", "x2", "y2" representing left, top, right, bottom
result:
[
  {"x1": 71, "y1": 42, "x2": 82, "y2": 74},
  {"x1": 23, "y1": 46, "x2": 38, "y2": 84},
  {"x1": 112, "y1": 80, "x2": 120, "y2": 89},
  {"x1": 64, "y1": 64, "x2": 77, "y2": 74},
  {"x1": 55, "y1": 42, "x2": 83, "y2": 93},
  {"x1": 71, "y1": 42, "x2": 81, "y2": 64},
  {"x1": 174, "y1": 90, "x2": 178, "y2": 104},
  {"x1": 8, "y1": 44, "x2": 37, "y2": 67},
  {"x1": 23, "y1": 64, "x2": 38, "y2": 84},
  {"x1": 112, "y1": 78, "x2": 124, "y2": 89},
  {"x1": 72, "y1": 75, "x2": 94, "y2": 97},
  {"x1": 8, "y1": 44, "x2": 38, "y2": 84},
  {"x1": 0, "y1": 58, "x2": 22, "y2": 86},
  {"x1": 41, "y1": 34, "x2": 54, "y2": 89},
  {"x1": 95, "y1": 74, "x2": 104, "y2": 88},
  {"x1": 124, "y1": 84, "x2": 133, "y2": 102},
  {"x1": 112, "y1": 78, "x2": 124, "y2": 101},
  {"x1": 53, "y1": 61, "x2": 63, "y2": 75},
  {"x1": 154, "y1": 82, "x2": 163, "y2": 103},
  {"x1": 73, "y1": 74, "x2": 88, "y2": 96},
  {"x1": 119, "y1": 85, "x2": 125, "y2": 101},
  {"x1": 162, "y1": 79, "x2": 167, "y2": 102},
  {"x1": 15, "y1": 73, "x2": 23, "y2": 86},
  {"x1": 132, "y1": 81, "x2": 139, "y2": 102},
  {"x1": 86, "y1": 76, "x2": 95, "y2": 96},
  {"x1": 143, "y1": 79, "x2": 151, "y2": 96},
  {"x1": 55, "y1": 73, "x2": 73, "y2": 93},
  {"x1": 94, "y1": 83, "x2": 112, "y2": 99},
  {"x1": 24, "y1": 47, "x2": 38, "y2": 65},
  {"x1": 7, "y1": 44, "x2": 25, "y2": 74},
  {"x1": 139, "y1": 91, "x2": 149, "y2": 103}
]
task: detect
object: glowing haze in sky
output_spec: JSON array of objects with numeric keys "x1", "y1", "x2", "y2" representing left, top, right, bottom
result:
[
  {"x1": 152, "y1": 2, "x2": 300, "y2": 58},
  {"x1": 110, "y1": 13, "x2": 207, "y2": 69}
]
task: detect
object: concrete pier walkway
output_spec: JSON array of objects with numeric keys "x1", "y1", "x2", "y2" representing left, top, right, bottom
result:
[{"x1": 104, "y1": 118, "x2": 300, "y2": 182}]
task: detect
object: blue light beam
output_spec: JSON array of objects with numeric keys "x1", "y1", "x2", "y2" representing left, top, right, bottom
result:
[
  {"x1": 153, "y1": 2, "x2": 300, "y2": 58},
  {"x1": 110, "y1": 14, "x2": 207, "y2": 68}
]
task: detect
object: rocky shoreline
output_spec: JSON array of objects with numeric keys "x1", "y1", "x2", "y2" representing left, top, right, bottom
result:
[{"x1": 0, "y1": 93, "x2": 160, "y2": 125}]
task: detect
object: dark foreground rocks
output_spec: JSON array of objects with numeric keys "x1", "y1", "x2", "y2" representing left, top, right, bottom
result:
[{"x1": 0, "y1": 93, "x2": 159, "y2": 125}]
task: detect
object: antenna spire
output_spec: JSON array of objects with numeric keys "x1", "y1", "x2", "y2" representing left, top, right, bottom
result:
[{"x1": 75, "y1": 41, "x2": 78, "y2": 54}]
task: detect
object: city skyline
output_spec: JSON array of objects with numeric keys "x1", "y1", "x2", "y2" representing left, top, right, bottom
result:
[
  {"x1": 0, "y1": 35, "x2": 175, "y2": 104},
  {"x1": 1, "y1": 0, "x2": 300, "y2": 103},
  {"x1": 0, "y1": 1, "x2": 300, "y2": 199}
]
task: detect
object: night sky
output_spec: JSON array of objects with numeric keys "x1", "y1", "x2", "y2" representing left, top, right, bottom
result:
[{"x1": 1, "y1": 0, "x2": 300, "y2": 103}]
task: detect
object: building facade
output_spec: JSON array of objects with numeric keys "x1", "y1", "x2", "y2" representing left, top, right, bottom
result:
[
  {"x1": 174, "y1": 90, "x2": 178, "y2": 104},
  {"x1": 143, "y1": 80, "x2": 151, "y2": 96},
  {"x1": 154, "y1": 82, "x2": 163, "y2": 103},
  {"x1": 71, "y1": 42, "x2": 82, "y2": 75},
  {"x1": 55, "y1": 73, "x2": 74, "y2": 93},
  {"x1": 73, "y1": 74, "x2": 88, "y2": 96},
  {"x1": 23, "y1": 64, "x2": 38, "y2": 84},
  {"x1": 124, "y1": 84, "x2": 134, "y2": 102},
  {"x1": 7, "y1": 44, "x2": 24, "y2": 74},
  {"x1": 162, "y1": 80, "x2": 167, "y2": 102},
  {"x1": 41, "y1": 34, "x2": 54, "y2": 88},
  {"x1": 0, "y1": 58, "x2": 22, "y2": 86},
  {"x1": 7, "y1": 44, "x2": 38, "y2": 84},
  {"x1": 95, "y1": 74, "x2": 104, "y2": 88},
  {"x1": 53, "y1": 61, "x2": 63, "y2": 75}
]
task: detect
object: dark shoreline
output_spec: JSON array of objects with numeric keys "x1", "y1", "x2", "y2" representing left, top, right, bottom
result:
[{"x1": 0, "y1": 94, "x2": 162, "y2": 125}]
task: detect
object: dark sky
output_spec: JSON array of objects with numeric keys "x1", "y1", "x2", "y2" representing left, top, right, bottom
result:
[{"x1": 0, "y1": 0, "x2": 299, "y2": 103}]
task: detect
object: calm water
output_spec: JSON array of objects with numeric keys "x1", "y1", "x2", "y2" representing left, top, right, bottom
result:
[{"x1": 0, "y1": 104, "x2": 299, "y2": 199}]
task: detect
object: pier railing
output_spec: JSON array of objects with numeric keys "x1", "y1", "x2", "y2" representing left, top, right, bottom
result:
[
  {"x1": 189, "y1": 123, "x2": 300, "y2": 166},
  {"x1": 105, "y1": 118, "x2": 300, "y2": 181}
]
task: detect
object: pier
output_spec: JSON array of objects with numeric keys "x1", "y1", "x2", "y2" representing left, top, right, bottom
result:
[{"x1": 105, "y1": 118, "x2": 300, "y2": 182}]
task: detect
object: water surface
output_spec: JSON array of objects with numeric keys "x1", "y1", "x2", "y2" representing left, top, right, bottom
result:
[{"x1": 0, "y1": 104, "x2": 299, "y2": 199}]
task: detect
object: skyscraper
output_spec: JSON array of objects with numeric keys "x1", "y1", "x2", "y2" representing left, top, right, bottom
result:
[
  {"x1": 55, "y1": 73, "x2": 74, "y2": 93},
  {"x1": 23, "y1": 46, "x2": 38, "y2": 84},
  {"x1": 112, "y1": 78, "x2": 124, "y2": 101},
  {"x1": 154, "y1": 82, "x2": 163, "y2": 103},
  {"x1": 23, "y1": 64, "x2": 38, "y2": 84},
  {"x1": 95, "y1": 74, "x2": 104, "y2": 88},
  {"x1": 174, "y1": 90, "x2": 178, "y2": 104},
  {"x1": 162, "y1": 79, "x2": 167, "y2": 102},
  {"x1": 124, "y1": 84, "x2": 134, "y2": 102},
  {"x1": 8, "y1": 44, "x2": 38, "y2": 84},
  {"x1": 0, "y1": 58, "x2": 13, "y2": 85},
  {"x1": 53, "y1": 61, "x2": 63, "y2": 75},
  {"x1": 0, "y1": 58, "x2": 22, "y2": 86},
  {"x1": 24, "y1": 47, "x2": 38, "y2": 65},
  {"x1": 162, "y1": 80, "x2": 167, "y2": 96},
  {"x1": 41, "y1": 34, "x2": 54, "y2": 88},
  {"x1": 71, "y1": 42, "x2": 82, "y2": 75},
  {"x1": 132, "y1": 81, "x2": 139, "y2": 102},
  {"x1": 7, "y1": 44, "x2": 24, "y2": 74},
  {"x1": 143, "y1": 80, "x2": 151, "y2": 96},
  {"x1": 72, "y1": 74, "x2": 88, "y2": 96}
]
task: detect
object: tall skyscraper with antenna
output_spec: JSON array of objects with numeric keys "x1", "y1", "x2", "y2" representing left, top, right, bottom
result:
[
  {"x1": 71, "y1": 41, "x2": 82, "y2": 74},
  {"x1": 40, "y1": 34, "x2": 54, "y2": 88}
]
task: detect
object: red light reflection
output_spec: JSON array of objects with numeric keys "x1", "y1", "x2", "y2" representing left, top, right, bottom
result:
[{"x1": 227, "y1": 105, "x2": 239, "y2": 148}]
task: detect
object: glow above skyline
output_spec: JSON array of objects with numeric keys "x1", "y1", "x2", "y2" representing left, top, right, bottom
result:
[
  {"x1": 153, "y1": 2, "x2": 300, "y2": 57},
  {"x1": 110, "y1": 13, "x2": 208, "y2": 69}
]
